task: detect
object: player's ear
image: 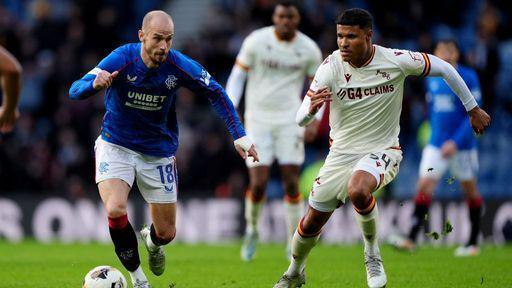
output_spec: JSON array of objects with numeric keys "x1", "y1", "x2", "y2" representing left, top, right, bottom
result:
[
  {"x1": 366, "y1": 29, "x2": 373, "y2": 41},
  {"x1": 138, "y1": 29, "x2": 144, "y2": 42}
]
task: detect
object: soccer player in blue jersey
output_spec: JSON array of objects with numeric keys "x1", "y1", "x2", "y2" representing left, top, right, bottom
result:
[
  {"x1": 69, "y1": 11, "x2": 258, "y2": 288},
  {"x1": 394, "y1": 40, "x2": 484, "y2": 256}
]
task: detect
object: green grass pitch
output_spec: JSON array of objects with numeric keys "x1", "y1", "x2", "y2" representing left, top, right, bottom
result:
[{"x1": 1, "y1": 241, "x2": 511, "y2": 287}]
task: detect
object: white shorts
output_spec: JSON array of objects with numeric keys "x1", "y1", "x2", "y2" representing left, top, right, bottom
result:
[
  {"x1": 94, "y1": 137, "x2": 178, "y2": 203},
  {"x1": 419, "y1": 144, "x2": 478, "y2": 181},
  {"x1": 309, "y1": 148, "x2": 403, "y2": 212},
  {"x1": 245, "y1": 120, "x2": 305, "y2": 168}
]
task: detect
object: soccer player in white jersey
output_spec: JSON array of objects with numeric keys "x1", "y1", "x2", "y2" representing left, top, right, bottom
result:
[
  {"x1": 273, "y1": 8, "x2": 491, "y2": 288},
  {"x1": 226, "y1": 1, "x2": 323, "y2": 261}
]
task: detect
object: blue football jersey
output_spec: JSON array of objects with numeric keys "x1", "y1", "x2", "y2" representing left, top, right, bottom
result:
[
  {"x1": 426, "y1": 65, "x2": 481, "y2": 150},
  {"x1": 69, "y1": 43, "x2": 245, "y2": 157}
]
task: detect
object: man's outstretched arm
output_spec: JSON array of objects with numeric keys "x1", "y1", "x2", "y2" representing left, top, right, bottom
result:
[{"x1": 427, "y1": 55, "x2": 491, "y2": 134}]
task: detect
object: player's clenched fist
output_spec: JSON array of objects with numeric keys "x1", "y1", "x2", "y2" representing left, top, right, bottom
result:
[
  {"x1": 93, "y1": 70, "x2": 119, "y2": 90},
  {"x1": 468, "y1": 106, "x2": 491, "y2": 135},
  {"x1": 308, "y1": 87, "x2": 332, "y2": 115}
]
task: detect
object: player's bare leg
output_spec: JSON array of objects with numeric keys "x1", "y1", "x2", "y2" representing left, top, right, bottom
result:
[
  {"x1": 280, "y1": 164, "x2": 303, "y2": 259},
  {"x1": 455, "y1": 179, "x2": 482, "y2": 256},
  {"x1": 99, "y1": 179, "x2": 150, "y2": 287},
  {"x1": 274, "y1": 206, "x2": 332, "y2": 288},
  {"x1": 348, "y1": 170, "x2": 386, "y2": 288},
  {"x1": 242, "y1": 166, "x2": 269, "y2": 261},
  {"x1": 141, "y1": 203, "x2": 176, "y2": 276}
]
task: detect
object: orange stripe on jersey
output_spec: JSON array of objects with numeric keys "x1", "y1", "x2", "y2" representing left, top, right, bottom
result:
[
  {"x1": 389, "y1": 146, "x2": 402, "y2": 150},
  {"x1": 361, "y1": 45, "x2": 376, "y2": 67},
  {"x1": 284, "y1": 193, "x2": 302, "y2": 204},
  {"x1": 235, "y1": 60, "x2": 250, "y2": 71},
  {"x1": 420, "y1": 53, "x2": 431, "y2": 77}
]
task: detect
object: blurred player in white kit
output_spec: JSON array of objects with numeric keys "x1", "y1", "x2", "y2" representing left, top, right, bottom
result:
[{"x1": 226, "y1": 1, "x2": 323, "y2": 261}]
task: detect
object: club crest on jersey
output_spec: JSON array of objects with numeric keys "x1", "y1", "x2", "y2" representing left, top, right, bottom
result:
[
  {"x1": 126, "y1": 74, "x2": 137, "y2": 82},
  {"x1": 344, "y1": 73, "x2": 352, "y2": 82},
  {"x1": 376, "y1": 70, "x2": 391, "y2": 80},
  {"x1": 165, "y1": 75, "x2": 177, "y2": 90},
  {"x1": 200, "y1": 69, "x2": 211, "y2": 86}
]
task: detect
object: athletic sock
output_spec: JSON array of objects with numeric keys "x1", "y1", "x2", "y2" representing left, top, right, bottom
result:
[
  {"x1": 285, "y1": 218, "x2": 321, "y2": 277},
  {"x1": 129, "y1": 266, "x2": 148, "y2": 284},
  {"x1": 108, "y1": 214, "x2": 141, "y2": 272},
  {"x1": 467, "y1": 197, "x2": 483, "y2": 246},
  {"x1": 148, "y1": 223, "x2": 174, "y2": 249},
  {"x1": 245, "y1": 189, "x2": 264, "y2": 235},
  {"x1": 408, "y1": 191, "x2": 431, "y2": 241},
  {"x1": 354, "y1": 196, "x2": 379, "y2": 255},
  {"x1": 284, "y1": 193, "x2": 303, "y2": 246}
]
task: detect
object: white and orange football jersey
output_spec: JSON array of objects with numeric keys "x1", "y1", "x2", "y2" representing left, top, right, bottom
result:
[
  {"x1": 309, "y1": 45, "x2": 431, "y2": 154},
  {"x1": 236, "y1": 26, "x2": 322, "y2": 124}
]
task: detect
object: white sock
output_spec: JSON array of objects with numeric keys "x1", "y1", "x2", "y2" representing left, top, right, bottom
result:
[
  {"x1": 245, "y1": 196, "x2": 263, "y2": 235},
  {"x1": 129, "y1": 266, "x2": 148, "y2": 284},
  {"x1": 284, "y1": 200, "x2": 303, "y2": 245},
  {"x1": 354, "y1": 201, "x2": 380, "y2": 255},
  {"x1": 285, "y1": 229, "x2": 320, "y2": 277}
]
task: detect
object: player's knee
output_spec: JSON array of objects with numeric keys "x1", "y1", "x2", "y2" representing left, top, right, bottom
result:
[
  {"x1": 249, "y1": 180, "x2": 267, "y2": 199},
  {"x1": 282, "y1": 176, "x2": 299, "y2": 195},
  {"x1": 347, "y1": 184, "x2": 371, "y2": 210},
  {"x1": 417, "y1": 178, "x2": 436, "y2": 195},
  {"x1": 105, "y1": 202, "x2": 127, "y2": 218}
]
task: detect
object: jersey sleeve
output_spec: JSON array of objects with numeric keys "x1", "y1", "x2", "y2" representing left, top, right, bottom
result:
[
  {"x1": 235, "y1": 33, "x2": 256, "y2": 71},
  {"x1": 392, "y1": 49, "x2": 431, "y2": 77},
  {"x1": 308, "y1": 56, "x2": 334, "y2": 93},
  {"x1": 306, "y1": 44, "x2": 323, "y2": 78},
  {"x1": 174, "y1": 53, "x2": 246, "y2": 140}
]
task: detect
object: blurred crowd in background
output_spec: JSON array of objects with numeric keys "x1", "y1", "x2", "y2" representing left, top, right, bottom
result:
[{"x1": 0, "y1": 0, "x2": 511, "y2": 200}]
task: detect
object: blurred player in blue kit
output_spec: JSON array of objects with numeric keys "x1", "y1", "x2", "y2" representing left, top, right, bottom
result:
[
  {"x1": 69, "y1": 10, "x2": 258, "y2": 288},
  {"x1": 392, "y1": 40, "x2": 485, "y2": 257}
]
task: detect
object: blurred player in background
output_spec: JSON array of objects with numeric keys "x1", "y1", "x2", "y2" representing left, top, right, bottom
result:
[
  {"x1": 225, "y1": 1, "x2": 323, "y2": 262},
  {"x1": 274, "y1": 9, "x2": 490, "y2": 288},
  {"x1": 0, "y1": 45, "x2": 22, "y2": 133},
  {"x1": 69, "y1": 10, "x2": 257, "y2": 288},
  {"x1": 391, "y1": 40, "x2": 484, "y2": 257}
]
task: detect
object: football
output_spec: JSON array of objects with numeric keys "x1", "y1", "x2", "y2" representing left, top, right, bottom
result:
[{"x1": 83, "y1": 265, "x2": 127, "y2": 288}]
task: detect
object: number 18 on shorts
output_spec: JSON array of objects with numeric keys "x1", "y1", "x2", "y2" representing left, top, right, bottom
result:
[{"x1": 95, "y1": 137, "x2": 178, "y2": 203}]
